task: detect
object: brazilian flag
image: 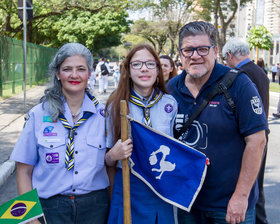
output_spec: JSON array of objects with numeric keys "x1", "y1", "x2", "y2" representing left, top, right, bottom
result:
[{"x1": 0, "y1": 189, "x2": 44, "y2": 224}]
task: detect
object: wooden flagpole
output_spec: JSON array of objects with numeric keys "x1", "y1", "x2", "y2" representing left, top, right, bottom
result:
[
  {"x1": 43, "y1": 215, "x2": 48, "y2": 223},
  {"x1": 120, "y1": 100, "x2": 131, "y2": 224}
]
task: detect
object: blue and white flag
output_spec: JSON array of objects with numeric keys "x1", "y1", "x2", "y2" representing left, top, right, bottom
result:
[{"x1": 129, "y1": 119, "x2": 208, "y2": 212}]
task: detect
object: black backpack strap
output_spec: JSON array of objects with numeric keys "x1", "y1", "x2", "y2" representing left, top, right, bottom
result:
[
  {"x1": 176, "y1": 69, "x2": 241, "y2": 138},
  {"x1": 215, "y1": 69, "x2": 241, "y2": 113}
]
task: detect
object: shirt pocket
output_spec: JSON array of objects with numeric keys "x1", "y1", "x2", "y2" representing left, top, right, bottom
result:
[
  {"x1": 86, "y1": 135, "x2": 106, "y2": 167},
  {"x1": 37, "y1": 138, "x2": 66, "y2": 168}
]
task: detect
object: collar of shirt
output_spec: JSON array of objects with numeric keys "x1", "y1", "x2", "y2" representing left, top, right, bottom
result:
[
  {"x1": 62, "y1": 93, "x2": 97, "y2": 126},
  {"x1": 236, "y1": 58, "x2": 251, "y2": 68},
  {"x1": 132, "y1": 88, "x2": 155, "y2": 106},
  {"x1": 178, "y1": 62, "x2": 230, "y2": 97}
]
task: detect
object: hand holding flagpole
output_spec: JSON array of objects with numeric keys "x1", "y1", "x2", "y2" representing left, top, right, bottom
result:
[{"x1": 120, "y1": 100, "x2": 131, "y2": 224}]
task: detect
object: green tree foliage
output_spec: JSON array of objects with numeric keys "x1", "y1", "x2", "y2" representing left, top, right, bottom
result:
[
  {"x1": 36, "y1": 10, "x2": 131, "y2": 51},
  {"x1": 0, "y1": 0, "x2": 132, "y2": 51},
  {"x1": 149, "y1": 0, "x2": 193, "y2": 57},
  {"x1": 195, "y1": 0, "x2": 252, "y2": 59},
  {"x1": 126, "y1": 0, "x2": 193, "y2": 57},
  {"x1": 124, "y1": 34, "x2": 147, "y2": 46},
  {"x1": 247, "y1": 25, "x2": 273, "y2": 50},
  {"x1": 130, "y1": 19, "x2": 168, "y2": 54}
]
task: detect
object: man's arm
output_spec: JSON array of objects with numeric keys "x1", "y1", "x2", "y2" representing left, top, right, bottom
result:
[
  {"x1": 226, "y1": 130, "x2": 266, "y2": 224},
  {"x1": 95, "y1": 63, "x2": 101, "y2": 76}
]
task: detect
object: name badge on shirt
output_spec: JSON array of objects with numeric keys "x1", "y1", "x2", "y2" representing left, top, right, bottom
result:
[
  {"x1": 44, "y1": 139, "x2": 61, "y2": 143},
  {"x1": 46, "y1": 153, "x2": 59, "y2": 164},
  {"x1": 43, "y1": 116, "x2": 57, "y2": 123}
]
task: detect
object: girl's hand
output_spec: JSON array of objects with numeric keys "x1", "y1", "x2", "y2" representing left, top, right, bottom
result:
[
  {"x1": 28, "y1": 219, "x2": 41, "y2": 224},
  {"x1": 105, "y1": 139, "x2": 133, "y2": 166}
]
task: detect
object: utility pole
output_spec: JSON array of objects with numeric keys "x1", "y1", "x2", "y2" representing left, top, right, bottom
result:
[
  {"x1": 23, "y1": 0, "x2": 27, "y2": 113},
  {"x1": 18, "y1": 0, "x2": 33, "y2": 113}
]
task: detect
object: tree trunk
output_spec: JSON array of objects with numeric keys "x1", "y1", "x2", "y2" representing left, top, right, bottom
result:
[
  {"x1": 27, "y1": 21, "x2": 33, "y2": 42},
  {"x1": 170, "y1": 39, "x2": 175, "y2": 58}
]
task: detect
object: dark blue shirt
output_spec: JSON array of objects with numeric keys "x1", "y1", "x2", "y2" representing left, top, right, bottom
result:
[{"x1": 167, "y1": 62, "x2": 267, "y2": 211}]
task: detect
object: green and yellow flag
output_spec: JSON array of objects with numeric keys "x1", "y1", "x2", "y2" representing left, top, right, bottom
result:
[{"x1": 0, "y1": 189, "x2": 44, "y2": 224}]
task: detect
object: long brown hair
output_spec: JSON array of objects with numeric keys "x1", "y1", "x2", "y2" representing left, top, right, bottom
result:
[
  {"x1": 159, "y1": 55, "x2": 178, "y2": 81},
  {"x1": 105, "y1": 44, "x2": 167, "y2": 143}
]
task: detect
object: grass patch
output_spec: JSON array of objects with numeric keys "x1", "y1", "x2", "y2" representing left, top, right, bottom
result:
[
  {"x1": 0, "y1": 85, "x2": 33, "y2": 100},
  {"x1": 270, "y1": 82, "x2": 280, "y2": 93},
  {"x1": 0, "y1": 80, "x2": 48, "y2": 100}
]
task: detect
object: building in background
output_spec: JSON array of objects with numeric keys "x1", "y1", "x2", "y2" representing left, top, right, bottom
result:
[
  {"x1": 264, "y1": 0, "x2": 280, "y2": 64},
  {"x1": 231, "y1": 0, "x2": 280, "y2": 64}
]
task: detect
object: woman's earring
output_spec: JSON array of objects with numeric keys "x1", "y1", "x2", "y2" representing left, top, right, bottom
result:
[{"x1": 57, "y1": 77, "x2": 60, "y2": 80}]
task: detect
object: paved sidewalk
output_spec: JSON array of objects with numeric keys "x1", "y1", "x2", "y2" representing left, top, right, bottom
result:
[
  {"x1": 0, "y1": 85, "x2": 46, "y2": 187},
  {"x1": 0, "y1": 77, "x2": 115, "y2": 188}
]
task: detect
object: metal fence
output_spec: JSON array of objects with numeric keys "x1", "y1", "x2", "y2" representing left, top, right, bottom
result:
[{"x1": 0, "y1": 36, "x2": 57, "y2": 97}]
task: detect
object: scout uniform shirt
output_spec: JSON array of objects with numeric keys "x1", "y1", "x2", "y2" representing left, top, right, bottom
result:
[
  {"x1": 10, "y1": 94, "x2": 109, "y2": 199},
  {"x1": 106, "y1": 89, "x2": 178, "y2": 150}
]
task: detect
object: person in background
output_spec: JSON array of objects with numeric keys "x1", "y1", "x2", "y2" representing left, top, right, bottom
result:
[
  {"x1": 271, "y1": 64, "x2": 278, "y2": 82},
  {"x1": 95, "y1": 57, "x2": 110, "y2": 93},
  {"x1": 112, "y1": 61, "x2": 120, "y2": 88},
  {"x1": 277, "y1": 63, "x2": 280, "y2": 85},
  {"x1": 10, "y1": 43, "x2": 109, "y2": 224},
  {"x1": 273, "y1": 63, "x2": 280, "y2": 118},
  {"x1": 105, "y1": 44, "x2": 178, "y2": 224},
  {"x1": 264, "y1": 64, "x2": 269, "y2": 75},
  {"x1": 160, "y1": 55, "x2": 178, "y2": 83},
  {"x1": 87, "y1": 69, "x2": 96, "y2": 94},
  {"x1": 176, "y1": 62, "x2": 184, "y2": 75},
  {"x1": 167, "y1": 21, "x2": 267, "y2": 224},
  {"x1": 257, "y1": 58, "x2": 268, "y2": 75},
  {"x1": 223, "y1": 38, "x2": 270, "y2": 224},
  {"x1": 272, "y1": 99, "x2": 280, "y2": 118}
]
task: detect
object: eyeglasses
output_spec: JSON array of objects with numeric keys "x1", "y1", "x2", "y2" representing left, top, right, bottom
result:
[
  {"x1": 180, "y1": 45, "x2": 215, "y2": 58},
  {"x1": 130, "y1": 60, "x2": 158, "y2": 70}
]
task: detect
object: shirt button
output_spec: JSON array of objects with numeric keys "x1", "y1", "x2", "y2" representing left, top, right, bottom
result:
[
  {"x1": 75, "y1": 171, "x2": 78, "y2": 174},
  {"x1": 194, "y1": 102, "x2": 197, "y2": 105},
  {"x1": 50, "y1": 145, "x2": 53, "y2": 148},
  {"x1": 99, "y1": 145, "x2": 102, "y2": 148},
  {"x1": 72, "y1": 189, "x2": 76, "y2": 192},
  {"x1": 75, "y1": 132, "x2": 77, "y2": 135},
  {"x1": 75, "y1": 151, "x2": 78, "y2": 154}
]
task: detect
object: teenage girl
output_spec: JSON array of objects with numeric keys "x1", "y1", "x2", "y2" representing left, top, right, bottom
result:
[{"x1": 105, "y1": 44, "x2": 178, "y2": 224}]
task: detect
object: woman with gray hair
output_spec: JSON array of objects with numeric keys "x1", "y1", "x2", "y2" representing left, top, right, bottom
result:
[{"x1": 10, "y1": 43, "x2": 109, "y2": 224}]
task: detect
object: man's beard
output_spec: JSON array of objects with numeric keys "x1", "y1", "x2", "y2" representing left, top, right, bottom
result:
[{"x1": 187, "y1": 70, "x2": 208, "y2": 79}]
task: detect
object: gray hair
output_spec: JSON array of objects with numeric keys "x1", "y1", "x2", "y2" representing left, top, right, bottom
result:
[
  {"x1": 179, "y1": 21, "x2": 217, "y2": 48},
  {"x1": 41, "y1": 43, "x2": 93, "y2": 119},
  {"x1": 222, "y1": 38, "x2": 250, "y2": 60}
]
